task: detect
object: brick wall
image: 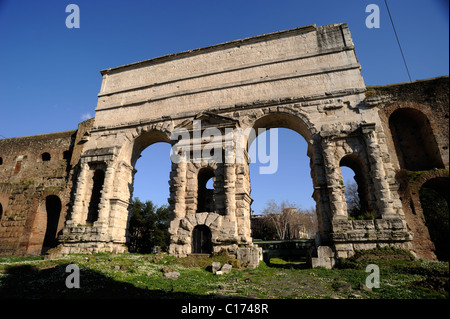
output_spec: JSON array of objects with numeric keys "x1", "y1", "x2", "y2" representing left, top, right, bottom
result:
[
  {"x1": 370, "y1": 76, "x2": 449, "y2": 260},
  {"x1": 0, "y1": 119, "x2": 93, "y2": 255}
]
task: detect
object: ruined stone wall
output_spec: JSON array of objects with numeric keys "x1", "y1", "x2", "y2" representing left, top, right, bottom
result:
[
  {"x1": 370, "y1": 76, "x2": 449, "y2": 260},
  {"x1": 0, "y1": 119, "x2": 93, "y2": 255},
  {"x1": 370, "y1": 76, "x2": 449, "y2": 170},
  {"x1": 0, "y1": 131, "x2": 75, "y2": 255}
]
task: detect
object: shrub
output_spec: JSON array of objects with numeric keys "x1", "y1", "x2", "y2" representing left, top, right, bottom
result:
[{"x1": 127, "y1": 198, "x2": 170, "y2": 254}]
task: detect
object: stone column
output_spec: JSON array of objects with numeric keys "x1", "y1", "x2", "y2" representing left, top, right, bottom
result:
[
  {"x1": 223, "y1": 138, "x2": 236, "y2": 220},
  {"x1": 235, "y1": 150, "x2": 252, "y2": 244},
  {"x1": 361, "y1": 123, "x2": 396, "y2": 217},
  {"x1": 108, "y1": 161, "x2": 135, "y2": 243},
  {"x1": 68, "y1": 162, "x2": 89, "y2": 226},
  {"x1": 321, "y1": 138, "x2": 347, "y2": 218},
  {"x1": 224, "y1": 163, "x2": 236, "y2": 219},
  {"x1": 170, "y1": 160, "x2": 187, "y2": 219},
  {"x1": 311, "y1": 138, "x2": 333, "y2": 238}
]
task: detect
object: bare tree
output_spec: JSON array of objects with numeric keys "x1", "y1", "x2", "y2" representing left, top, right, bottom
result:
[
  {"x1": 261, "y1": 200, "x2": 318, "y2": 240},
  {"x1": 297, "y1": 206, "x2": 318, "y2": 239},
  {"x1": 345, "y1": 180, "x2": 360, "y2": 216},
  {"x1": 261, "y1": 200, "x2": 289, "y2": 239}
]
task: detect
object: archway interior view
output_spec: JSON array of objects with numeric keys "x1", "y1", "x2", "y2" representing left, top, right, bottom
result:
[
  {"x1": 419, "y1": 178, "x2": 449, "y2": 261},
  {"x1": 132, "y1": 142, "x2": 172, "y2": 207},
  {"x1": 197, "y1": 167, "x2": 215, "y2": 213},
  {"x1": 248, "y1": 124, "x2": 318, "y2": 239},
  {"x1": 339, "y1": 154, "x2": 371, "y2": 219},
  {"x1": 389, "y1": 108, "x2": 444, "y2": 171},
  {"x1": 86, "y1": 169, "x2": 105, "y2": 225},
  {"x1": 128, "y1": 140, "x2": 172, "y2": 253},
  {"x1": 42, "y1": 195, "x2": 62, "y2": 254}
]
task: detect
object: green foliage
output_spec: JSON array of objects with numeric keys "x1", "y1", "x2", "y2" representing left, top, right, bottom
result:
[
  {"x1": 251, "y1": 217, "x2": 278, "y2": 240},
  {"x1": 127, "y1": 198, "x2": 170, "y2": 254},
  {"x1": 348, "y1": 209, "x2": 377, "y2": 220},
  {"x1": 0, "y1": 255, "x2": 42, "y2": 263},
  {"x1": 407, "y1": 169, "x2": 449, "y2": 183}
]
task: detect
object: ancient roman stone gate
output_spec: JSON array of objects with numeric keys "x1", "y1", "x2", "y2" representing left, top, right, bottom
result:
[{"x1": 59, "y1": 24, "x2": 414, "y2": 267}]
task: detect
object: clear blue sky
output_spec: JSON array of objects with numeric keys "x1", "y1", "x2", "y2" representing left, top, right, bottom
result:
[{"x1": 0, "y1": 0, "x2": 448, "y2": 213}]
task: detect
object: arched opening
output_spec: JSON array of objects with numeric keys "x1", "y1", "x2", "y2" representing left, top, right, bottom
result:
[
  {"x1": 197, "y1": 167, "x2": 215, "y2": 213},
  {"x1": 41, "y1": 152, "x2": 51, "y2": 161},
  {"x1": 132, "y1": 142, "x2": 172, "y2": 207},
  {"x1": 0, "y1": 202, "x2": 3, "y2": 220},
  {"x1": 41, "y1": 195, "x2": 62, "y2": 254},
  {"x1": 86, "y1": 169, "x2": 105, "y2": 225},
  {"x1": 127, "y1": 131, "x2": 172, "y2": 253},
  {"x1": 249, "y1": 128, "x2": 315, "y2": 213},
  {"x1": 248, "y1": 113, "x2": 318, "y2": 248},
  {"x1": 389, "y1": 108, "x2": 443, "y2": 171},
  {"x1": 339, "y1": 154, "x2": 372, "y2": 219},
  {"x1": 130, "y1": 130, "x2": 171, "y2": 167},
  {"x1": 192, "y1": 225, "x2": 212, "y2": 254},
  {"x1": 419, "y1": 177, "x2": 449, "y2": 261}
]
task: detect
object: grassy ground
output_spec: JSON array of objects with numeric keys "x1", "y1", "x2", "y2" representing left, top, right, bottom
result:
[{"x1": 0, "y1": 248, "x2": 448, "y2": 299}]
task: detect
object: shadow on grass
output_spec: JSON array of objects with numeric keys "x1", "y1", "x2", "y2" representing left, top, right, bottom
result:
[{"x1": 0, "y1": 263, "x2": 228, "y2": 299}]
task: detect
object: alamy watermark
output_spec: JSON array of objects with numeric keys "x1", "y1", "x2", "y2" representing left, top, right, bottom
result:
[
  {"x1": 65, "y1": 264, "x2": 80, "y2": 289},
  {"x1": 365, "y1": 264, "x2": 380, "y2": 288},
  {"x1": 65, "y1": 4, "x2": 80, "y2": 29},
  {"x1": 366, "y1": 4, "x2": 380, "y2": 29}
]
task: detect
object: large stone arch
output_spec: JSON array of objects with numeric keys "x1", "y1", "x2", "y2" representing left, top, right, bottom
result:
[
  {"x1": 56, "y1": 24, "x2": 416, "y2": 267},
  {"x1": 242, "y1": 110, "x2": 328, "y2": 236},
  {"x1": 59, "y1": 122, "x2": 175, "y2": 254}
]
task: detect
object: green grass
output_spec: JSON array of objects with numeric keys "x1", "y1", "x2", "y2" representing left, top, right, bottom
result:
[
  {"x1": 0, "y1": 255, "x2": 42, "y2": 263},
  {"x1": 0, "y1": 249, "x2": 448, "y2": 299}
]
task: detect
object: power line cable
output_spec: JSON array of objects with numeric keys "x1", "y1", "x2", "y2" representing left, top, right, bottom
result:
[{"x1": 384, "y1": 0, "x2": 412, "y2": 82}]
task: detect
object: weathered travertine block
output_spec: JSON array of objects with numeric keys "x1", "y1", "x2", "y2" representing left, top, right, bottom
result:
[
  {"x1": 311, "y1": 246, "x2": 335, "y2": 269},
  {"x1": 237, "y1": 246, "x2": 262, "y2": 269}
]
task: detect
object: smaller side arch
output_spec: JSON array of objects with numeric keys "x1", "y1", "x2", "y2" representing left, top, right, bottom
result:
[
  {"x1": 197, "y1": 167, "x2": 215, "y2": 213},
  {"x1": 86, "y1": 169, "x2": 105, "y2": 225},
  {"x1": 192, "y1": 224, "x2": 212, "y2": 254},
  {"x1": 339, "y1": 153, "x2": 373, "y2": 218},
  {"x1": 42, "y1": 195, "x2": 62, "y2": 254}
]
